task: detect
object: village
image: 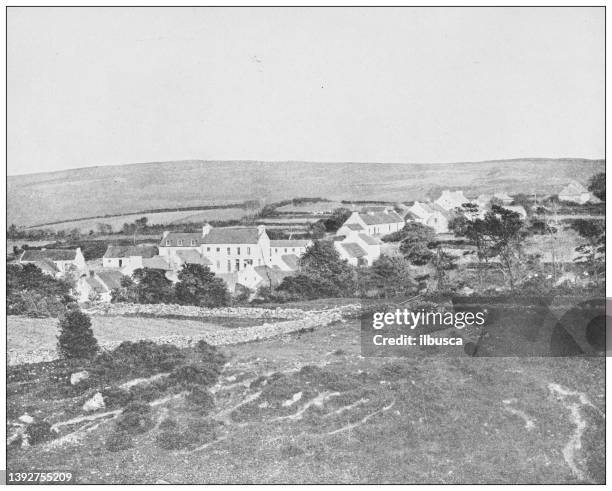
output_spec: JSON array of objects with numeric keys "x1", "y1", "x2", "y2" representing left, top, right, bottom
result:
[{"x1": 10, "y1": 178, "x2": 604, "y2": 306}]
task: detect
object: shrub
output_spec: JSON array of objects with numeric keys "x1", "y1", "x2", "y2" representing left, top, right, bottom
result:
[
  {"x1": 156, "y1": 430, "x2": 191, "y2": 450},
  {"x1": 195, "y1": 340, "x2": 227, "y2": 367},
  {"x1": 57, "y1": 310, "x2": 99, "y2": 359},
  {"x1": 168, "y1": 364, "x2": 221, "y2": 388},
  {"x1": 116, "y1": 402, "x2": 153, "y2": 435},
  {"x1": 25, "y1": 421, "x2": 54, "y2": 445},
  {"x1": 105, "y1": 430, "x2": 134, "y2": 452},
  {"x1": 101, "y1": 387, "x2": 134, "y2": 409},
  {"x1": 186, "y1": 387, "x2": 215, "y2": 414},
  {"x1": 158, "y1": 418, "x2": 178, "y2": 431}
]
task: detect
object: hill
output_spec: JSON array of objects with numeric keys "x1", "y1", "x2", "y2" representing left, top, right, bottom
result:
[{"x1": 7, "y1": 158, "x2": 604, "y2": 227}]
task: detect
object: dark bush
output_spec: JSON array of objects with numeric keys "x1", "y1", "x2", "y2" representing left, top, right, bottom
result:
[
  {"x1": 158, "y1": 418, "x2": 179, "y2": 431},
  {"x1": 156, "y1": 430, "x2": 191, "y2": 450},
  {"x1": 25, "y1": 420, "x2": 55, "y2": 445},
  {"x1": 195, "y1": 340, "x2": 227, "y2": 367},
  {"x1": 105, "y1": 430, "x2": 134, "y2": 452},
  {"x1": 168, "y1": 364, "x2": 221, "y2": 388},
  {"x1": 101, "y1": 387, "x2": 134, "y2": 409},
  {"x1": 186, "y1": 387, "x2": 215, "y2": 414},
  {"x1": 116, "y1": 402, "x2": 153, "y2": 435},
  {"x1": 57, "y1": 310, "x2": 99, "y2": 359}
]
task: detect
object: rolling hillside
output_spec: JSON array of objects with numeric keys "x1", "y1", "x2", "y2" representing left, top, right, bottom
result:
[{"x1": 7, "y1": 158, "x2": 604, "y2": 227}]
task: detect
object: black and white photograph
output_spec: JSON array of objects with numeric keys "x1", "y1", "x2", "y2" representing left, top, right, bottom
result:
[{"x1": 3, "y1": 5, "x2": 607, "y2": 485}]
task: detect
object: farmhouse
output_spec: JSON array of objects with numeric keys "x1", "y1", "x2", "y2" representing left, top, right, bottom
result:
[
  {"x1": 102, "y1": 244, "x2": 157, "y2": 270},
  {"x1": 339, "y1": 209, "x2": 404, "y2": 237},
  {"x1": 237, "y1": 265, "x2": 293, "y2": 291},
  {"x1": 406, "y1": 202, "x2": 449, "y2": 234},
  {"x1": 334, "y1": 230, "x2": 381, "y2": 267},
  {"x1": 434, "y1": 190, "x2": 469, "y2": 211},
  {"x1": 19, "y1": 248, "x2": 86, "y2": 277},
  {"x1": 76, "y1": 270, "x2": 124, "y2": 303},
  {"x1": 558, "y1": 181, "x2": 598, "y2": 204},
  {"x1": 493, "y1": 192, "x2": 513, "y2": 205}
]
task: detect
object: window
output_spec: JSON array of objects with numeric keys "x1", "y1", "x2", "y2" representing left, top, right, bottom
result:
[
  {"x1": 118, "y1": 259, "x2": 122, "y2": 267},
  {"x1": 275, "y1": 248, "x2": 278, "y2": 253},
  {"x1": 191, "y1": 240, "x2": 197, "y2": 246},
  {"x1": 216, "y1": 260, "x2": 220, "y2": 270},
  {"x1": 227, "y1": 247, "x2": 231, "y2": 255},
  {"x1": 207, "y1": 247, "x2": 211, "y2": 252},
  {"x1": 247, "y1": 247, "x2": 251, "y2": 255},
  {"x1": 284, "y1": 248, "x2": 288, "y2": 253},
  {"x1": 216, "y1": 247, "x2": 220, "y2": 252},
  {"x1": 292, "y1": 248, "x2": 295, "y2": 252},
  {"x1": 177, "y1": 239, "x2": 183, "y2": 246},
  {"x1": 235, "y1": 259, "x2": 240, "y2": 271},
  {"x1": 237, "y1": 247, "x2": 241, "y2": 255},
  {"x1": 227, "y1": 260, "x2": 231, "y2": 272},
  {"x1": 166, "y1": 240, "x2": 171, "y2": 246}
]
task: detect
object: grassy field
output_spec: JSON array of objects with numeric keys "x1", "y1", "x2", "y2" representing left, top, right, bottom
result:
[
  {"x1": 8, "y1": 158, "x2": 604, "y2": 226},
  {"x1": 7, "y1": 310, "x2": 605, "y2": 484}
]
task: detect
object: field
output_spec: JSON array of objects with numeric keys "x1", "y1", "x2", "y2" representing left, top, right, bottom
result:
[
  {"x1": 6, "y1": 303, "x2": 605, "y2": 484},
  {"x1": 8, "y1": 158, "x2": 604, "y2": 227}
]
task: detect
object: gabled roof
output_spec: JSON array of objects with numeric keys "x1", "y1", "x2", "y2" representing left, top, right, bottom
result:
[
  {"x1": 560, "y1": 181, "x2": 589, "y2": 195},
  {"x1": 159, "y1": 233, "x2": 202, "y2": 247},
  {"x1": 34, "y1": 259, "x2": 60, "y2": 274},
  {"x1": 175, "y1": 249, "x2": 212, "y2": 265},
  {"x1": 340, "y1": 242, "x2": 367, "y2": 258},
  {"x1": 357, "y1": 210, "x2": 404, "y2": 225},
  {"x1": 280, "y1": 254, "x2": 299, "y2": 270},
  {"x1": 85, "y1": 277, "x2": 107, "y2": 294},
  {"x1": 344, "y1": 223, "x2": 364, "y2": 231},
  {"x1": 270, "y1": 239, "x2": 311, "y2": 248},
  {"x1": 21, "y1": 249, "x2": 78, "y2": 262},
  {"x1": 142, "y1": 256, "x2": 172, "y2": 271},
  {"x1": 103, "y1": 244, "x2": 157, "y2": 259},
  {"x1": 201, "y1": 227, "x2": 262, "y2": 244},
  {"x1": 253, "y1": 266, "x2": 292, "y2": 287},
  {"x1": 95, "y1": 270, "x2": 124, "y2": 290},
  {"x1": 358, "y1": 233, "x2": 380, "y2": 245},
  {"x1": 494, "y1": 192, "x2": 513, "y2": 201}
]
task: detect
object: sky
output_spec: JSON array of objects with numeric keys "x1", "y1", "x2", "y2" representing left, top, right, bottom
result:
[{"x1": 7, "y1": 7, "x2": 605, "y2": 176}]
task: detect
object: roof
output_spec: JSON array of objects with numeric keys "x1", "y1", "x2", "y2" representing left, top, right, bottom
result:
[
  {"x1": 270, "y1": 240, "x2": 311, "y2": 248},
  {"x1": 346, "y1": 223, "x2": 364, "y2": 231},
  {"x1": 494, "y1": 192, "x2": 513, "y2": 201},
  {"x1": 103, "y1": 244, "x2": 157, "y2": 259},
  {"x1": 560, "y1": 181, "x2": 589, "y2": 196},
  {"x1": 361, "y1": 205, "x2": 389, "y2": 213},
  {"x1": 201, "y1": 227, "x2": 262, "y2": 244},
  {"x1": 142, "y1": 256, "x2": 172, "y2": 271},
  {"x1": 357, "y1": 210, "x2": 404, "y2": 225},
  {"x1": 175, "y1": 249, "x2": 212, "y2": 266},
  {"x1": 253, "y1": 266, "x2": 292, "y2": 287},
  {"x1": 437, "y1": 190, "x2": 468, "y2": 201},
  {"x1": 280, "y1": 254, "x2": 299, "y2": 270},
  {"x1": 95, "y1": 270, "x2": 124, "y2": 290},
  {"x1": 340, "y1": 242, "x2": 367, "y2": 258},
  {"x1": 85, "y1": 277, "x2": 107, "y2": 294},
  {"x1": 34, "y1": 259, "x2": 60, "y2": 274},
  {"x1": 159, "y1": 232, "x2": 202, "y2": 247},
  {"x1": 21, "y1": 249, "x2": 77, "y2": 262},
  {"x1": 358, "y1": 233, "x2": 380, "y2": 245}
]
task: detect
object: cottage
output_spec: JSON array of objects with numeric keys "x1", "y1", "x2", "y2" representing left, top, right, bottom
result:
[
  {"x1": 19, "y1": 248, "x2": 86, "y2": 277},
  {"x1": 334, "y1": 230, "x2": 381, "y2": 267},
  {"x1": 558, "y1": 181, "x2": 598, "y2": 204},
  {"x1": 434, "y1": 190, "x2": 469, "y2": 212},
  {"x1": 493, "y1": 192, "x2": 513, "y2": 205},
  {"x1": 76, "y1": 270, "x2": 124, "y2": 302},
  {"x1": 102, "y1": 244, "x2": 157, "y2": 270},
  {"x1": 237, "y1": 265, "x2": 292, "y2": 291},
  {"x1": 406, "y1": 202, "x2": 449, "y2": 234},
  {"x1": 339, "y1": 209, "x2": 404, "y2": 237}
]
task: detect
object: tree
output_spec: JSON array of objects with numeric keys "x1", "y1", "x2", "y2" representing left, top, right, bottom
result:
[
  {"x1": 174, "y1": 264, "x2": 229, "y2": 307},
  {"x1": 369, "y1": 255, "x2": 415, "y2": 297},
  {"x1": 57, "y1": 309, "x2": 99, "y2": 359},
  {"x1": 396, "y1": 222, "x2": 436, "y2": 266},
  {"x1": 111, "y1": 276, "x2": 139, "y2": 303},
  {"x1": 511, "y1": 193, "x2": 533, "y2": 215},
  {"x1": 131, "y1": 268, "x2": 175, "y2": 304},
  {"x1": 570, "y1": 219, "x2": 605, "y2": 286},
  {"x1": 323, "y1": 208, "x2": 352, "y2": 233},
  {"x1": 588, "y1": 172, "x2": 605, "y2": 201},
  {"x1": 278, "y1": 240, "x2": 356, "y2": 299}
]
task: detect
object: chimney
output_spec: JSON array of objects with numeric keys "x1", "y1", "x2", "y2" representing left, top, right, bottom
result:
[
  {"x1": 202, "y1": 223, "x2": 212, "y2": 237},
  {"x1": 257, "y1": 224, "x2": 266, "y2": 237}
]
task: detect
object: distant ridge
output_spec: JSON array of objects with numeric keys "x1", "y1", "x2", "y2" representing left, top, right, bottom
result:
[{"x1": 7, "y1": 158, "x2": 604, "y2": 227}]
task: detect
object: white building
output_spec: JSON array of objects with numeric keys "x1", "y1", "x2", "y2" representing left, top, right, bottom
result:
[
  {"x1": 102, "y1": 245, "x2": 157, "y2": 270},
  {"x1": 339, "y1": 209, "x2": 404, "y2": 237},
  {"x1": 237, "y1": 265, "x2": 292, "y2": 291},
  {"x1": 434, "y1": 190, "x2": 470, "y2": 212},
  {"x1": 268, "y1": 239, "x2": 312, "y2": 271},
  {"x1": 558, "y1": 181, "x2": 598, "y2": 204},
  {"x1": 406, "y1": 202, "x2": 450, "y2": 234},
  {"x1": 334, "y1": 231, "x2": 381, "y2": 267},
  {"x1": 159, "y1": 224, "x2": 271, "y2": 274},
  {"x1": 76, "y1": 270, "x2": 124, "y2": 303},
  {"x1": 19, "y1": 248, "x2": 87, "y2": 278}
]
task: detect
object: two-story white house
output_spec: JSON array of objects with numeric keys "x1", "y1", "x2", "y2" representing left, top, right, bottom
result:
[
  {"x1": 338, "y1": 209, "x2": 404, "y2": 237},
  {"x1": 19, "y1": 248, "x2": 87, "y2": 278},
  {"x1": 159, "y1": 224, "x2": 271, "y2": 275}
]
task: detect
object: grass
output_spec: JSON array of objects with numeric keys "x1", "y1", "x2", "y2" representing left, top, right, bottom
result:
[{"x1": 7, "y1": 307, "x2": 606, "y2": 484}]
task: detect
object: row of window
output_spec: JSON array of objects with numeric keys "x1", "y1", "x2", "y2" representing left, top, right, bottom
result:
[
  {"x1": 213, "y1": 258, "x2": 258, "y2": 272},
  {"x1": 163, "y1": 243, "x2": 304, "y2": 255}
]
